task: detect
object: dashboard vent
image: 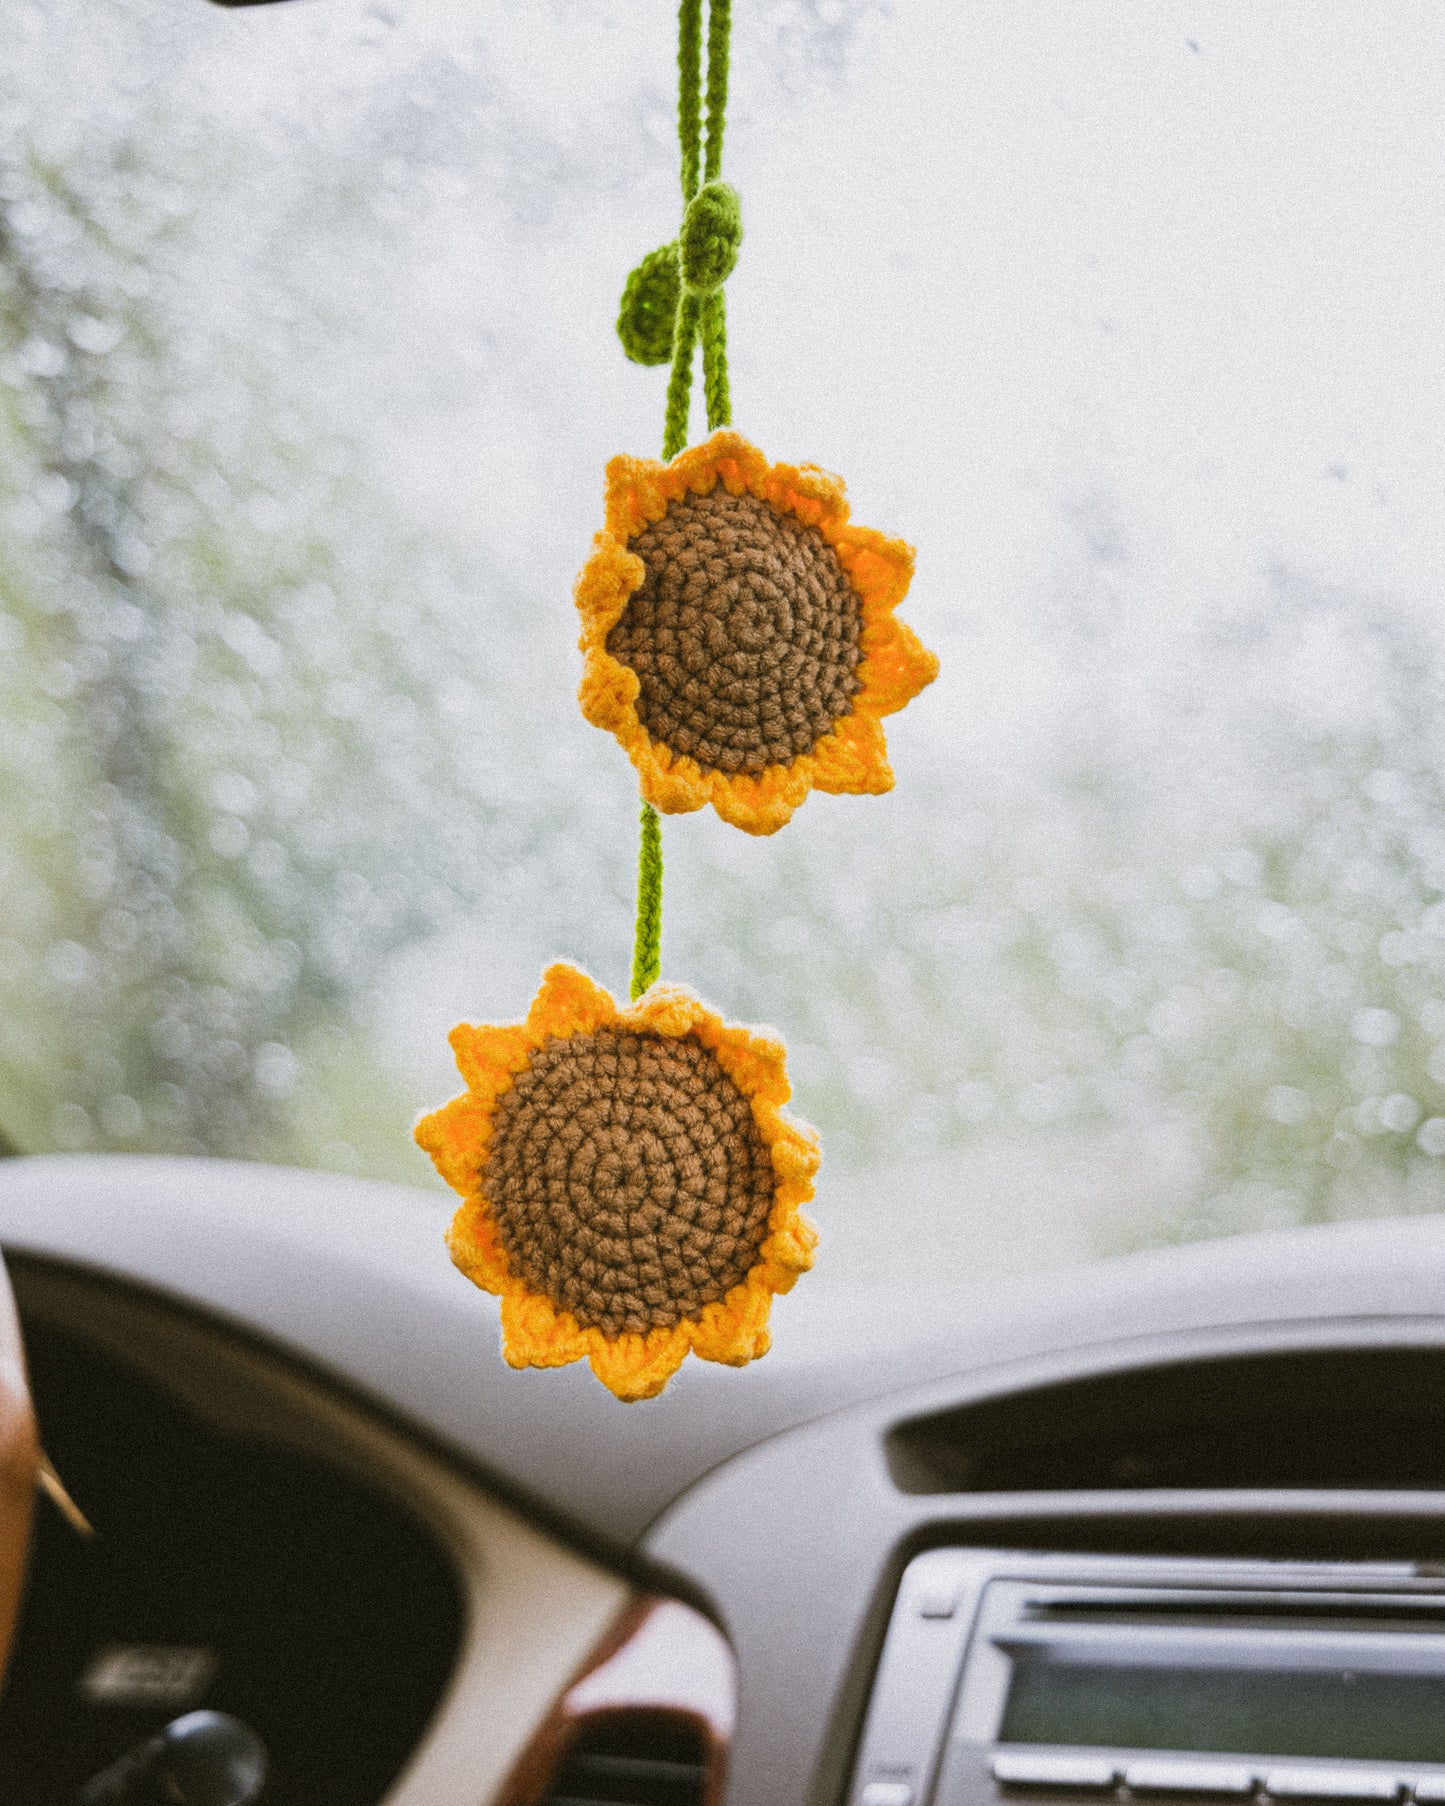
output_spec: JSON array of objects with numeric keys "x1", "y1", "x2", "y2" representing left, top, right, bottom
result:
[
  {"x1": 887, "y1": 1345, "x2": 1445, "y2": 1495},
  {"x1": 541, "y1": 1712, "x2": 708, "y2": 1806}
]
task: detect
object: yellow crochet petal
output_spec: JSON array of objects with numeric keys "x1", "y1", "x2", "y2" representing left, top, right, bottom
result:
[
  {"x1": 527, "y1": 961, "x2": 618, "y2": 1039},
  {"x1": 708, "y1": 761, "x2": 813, "y2": 837},
  {"x1": 809, "y1": 709, "x2": 893, "y2": 796},
  {"x1": 781, "y1": 458, "x2": 849, "y2": 508},
  {"x1": 856, "y1": 613, "x2": 940, "y2": 719},
  {"x1": 689, "y1": 1278, "x2": 775, "y2": 1365},
  {"x1": 577, "y1": 649, "x2": 641, "y2": 734},
  {"x1": 414, "y1": 1093, "x2": 493, "y2": 1194},
  {"x1": 836, "y1": 524, "x2": 915, "y2": 614},
  {"x1": 500, "y1": 1290, "x2": 590, "y2": 1369},
  {"x1": 758, "y1": 1221, "x2": 819, "y2": 1294},
  {"x1": 767, "y1": 1116, "x2": 822, "y2": 1185},
  {"x1": 603, "y1": 453, "x2": 668, "y2": 538},
  {"x1": 658, "y1": 429, "x2": 761, "y2": 497},
  {"x1": 704, "y1": 1021, "x2": 792, "y2": 1111},
  {"x1": 757, "y1": 1125, "x2": 821, "y2": 1296},
  {"x1": 445, "y1": 1202, "x2": 513, "y2": 1294},
  {"x1": 628, "y1": 738, "x2": 709, "y2": 816},
  {"x1": 647, "y1": 765, "x2": 711, "y2": 816},
  {"x1": 587, "y1": 1328, "x2": 690, "y2": 1403},
  {"x1": 624, "y1": 979, "x2": 706, "y2": 1039},
  {"x1": 770, "y1": 465, "x2": 850, "y2": 535},
  {"x1": 574, "y1": 537, "x2": 646, "y2": 635},
  {"x1": 448, "y1": 1022, "x2": 535, "y2": 1097}
]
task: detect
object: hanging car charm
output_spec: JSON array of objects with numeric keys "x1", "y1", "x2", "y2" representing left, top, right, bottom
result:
[{"x1": 416, "y1": 0, "x2": 936, "y2": 1400}]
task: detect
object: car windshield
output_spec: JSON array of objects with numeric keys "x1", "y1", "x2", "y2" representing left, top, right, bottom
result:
[{"x1": 3, "y1": 0, "x2": 1443, "y2": 1294}]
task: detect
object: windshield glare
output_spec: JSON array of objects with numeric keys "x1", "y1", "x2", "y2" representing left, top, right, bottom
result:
[{"x1": 3, "y1": 0, "x2": 1444, "y2": 1292}]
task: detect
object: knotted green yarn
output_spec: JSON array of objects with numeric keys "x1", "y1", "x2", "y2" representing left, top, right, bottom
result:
[
  {"x1": 618, "y1": 0, "x2": 736, "y2": 469},
  {"x1": 617, "y1": 241, "x2": 682, "y2": 366},
  {"x1": 680, "y1": 181, "x2": 742, "y2": 295},
  {"x1": 629, "y1": 0, "x2": 736, "y2": 994}
]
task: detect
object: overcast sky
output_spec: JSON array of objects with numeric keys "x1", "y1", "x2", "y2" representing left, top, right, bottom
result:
[
  {"x1": 168, "y1": 0, "x2": 1445, "y2": 796},
  {"x1": 200, "y1": 7, "x2": 1444, "y2": 572}
]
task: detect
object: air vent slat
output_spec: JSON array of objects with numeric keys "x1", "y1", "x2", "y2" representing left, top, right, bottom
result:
[{"x1": 540, "y1": 1712, "x2": 709, "y2": 1806}]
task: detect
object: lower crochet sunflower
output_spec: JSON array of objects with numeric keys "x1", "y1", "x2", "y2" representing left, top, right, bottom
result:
[
  {"x1": 576, "y1": 429, "x2": 938, "y2": 835},
  {"x1": 415, "y1": 961, "x2": 820, "y2": 1402}
]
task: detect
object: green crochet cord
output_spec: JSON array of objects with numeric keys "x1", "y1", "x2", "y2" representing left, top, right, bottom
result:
[
  {"x1": 678, "y1": 0, "x2": 703, "y2": 205},
  {"x1": 704, "y1": 0, "x2": 731, "y2": 182},
  {"x1": 662, "y1": 291, "x2": 701, "y2": 462},
  {"x1": 661, "y1": 0, "x2": 733, "y2": 462},
  {"x1": 633, "y1": 0, "x2": 734, "y2": 996},
  {"x1": 701, "y1": 288, "x2": 729, "y2": 433},
  {"x1": 630, "y1": 801, "x2": 664, "y2": 1001}
]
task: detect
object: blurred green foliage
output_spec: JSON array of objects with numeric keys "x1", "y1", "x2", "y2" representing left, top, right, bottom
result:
[{"x1": 0, "y1": 43, "x2": 523, "y2": 1177}]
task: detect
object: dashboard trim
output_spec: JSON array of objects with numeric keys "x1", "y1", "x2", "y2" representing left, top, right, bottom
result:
[
  {"x1": 9, "y1": 1259, "x2": 632, "y2": 1806},
  {"x1": 497, "y1": 1595, "x2": 736, "y2": 1806},
  {"x1": 648, "y1": 1337, "x2": 1445, "y2": 1806}
]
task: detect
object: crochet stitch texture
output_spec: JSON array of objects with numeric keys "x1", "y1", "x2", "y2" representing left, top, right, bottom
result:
[
  {"x1": 485, "y1": 1026, "x2": 776, "y2": 1338},
  {"x1": 606, "y1": 487, "x2": 863, "y2": 778}
]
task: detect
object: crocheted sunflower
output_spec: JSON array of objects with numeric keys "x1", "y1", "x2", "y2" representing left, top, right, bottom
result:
[
  {"x1": 415, "y1": 961, "x2": 820, "y2": 1402},
  {"x1": 576, "y1": 429, "x2": 938, "y2": 835}
]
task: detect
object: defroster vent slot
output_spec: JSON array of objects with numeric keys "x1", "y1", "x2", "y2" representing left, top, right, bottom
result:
[
  {"x1": 541, "y1": 1714, "x2": 707, "y2": 1806},
  {"x1": 886, "y1": 1347, "x2": 1445, "y2": 1494}
]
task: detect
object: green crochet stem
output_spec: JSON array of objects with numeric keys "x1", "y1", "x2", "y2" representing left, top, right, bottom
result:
[
  {"x1": 632, "y1": 0, "x2": 733, "y2": 995},
  {"x1": 630, "y1": 802, "x2": 664, "y2": 999},
  {"x1": 696, "y1": 0, "x2": 733, "y2": 426},
  {"x1": 678, "y1": 0, "x2": 703, "y2": 204},
  {"x1": 662, "y1": 0, "x2": 732, "y2": 460},
  {"x1": 662, "y1": 291, "x2": 701, "y2": 461},
  {"x1": 700, "y1": 288, "x2": 729, "y2": 432},
  {"x1": 703, "y1": 0, "x2": 730, "y2": 182}
]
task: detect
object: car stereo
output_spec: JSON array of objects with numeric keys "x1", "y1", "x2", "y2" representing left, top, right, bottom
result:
[{"x1": 849, "y1": 1551, "x2": 1445, "y2": 1806}]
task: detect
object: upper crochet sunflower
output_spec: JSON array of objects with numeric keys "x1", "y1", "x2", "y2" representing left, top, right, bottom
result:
[
  {"x1": 575, "y1": 430, "x2": 938, "y2": 835},
  {"x1": 415, "y1": 961, "x2": 820, "y2": 1402}
]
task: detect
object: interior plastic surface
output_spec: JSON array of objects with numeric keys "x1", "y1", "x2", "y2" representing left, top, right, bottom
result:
[
  {"x1": 886, "y1": 1348, "x2": 1445, "y2": 1495},
  {"x1": 0, "y1": 1310, "x2": 464, "y2": 1803}
]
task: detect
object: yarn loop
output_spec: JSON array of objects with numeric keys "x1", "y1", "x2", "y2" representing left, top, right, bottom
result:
[
  {"x1": 680, "y1": 181, "x2": 742, "y2": 295},
  {"x1": 617, "y1": 241, "x2": 681, "y2": 367}
]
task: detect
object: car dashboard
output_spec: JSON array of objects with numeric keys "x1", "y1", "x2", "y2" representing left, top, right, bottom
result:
[{"x1": 4, "y1": 1154, "x2": 1445, "y2": 1806}]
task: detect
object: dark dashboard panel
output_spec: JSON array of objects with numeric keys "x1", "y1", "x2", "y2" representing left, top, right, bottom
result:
[
  {"x1": 886, "y1": 1349, "x2": 1445, "y2": 1496},
  {"x1": 0, "y1": 1303, "x2": 464, "y2": 1803}
]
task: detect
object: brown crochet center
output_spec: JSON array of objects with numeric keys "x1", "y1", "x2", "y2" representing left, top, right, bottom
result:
[
  {"x1": 606, "y1": 486, "x2": 864, "y2": 776},
  {"x1": 484, "y1": 1027, "x2": 777, "y2": 1338}
]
